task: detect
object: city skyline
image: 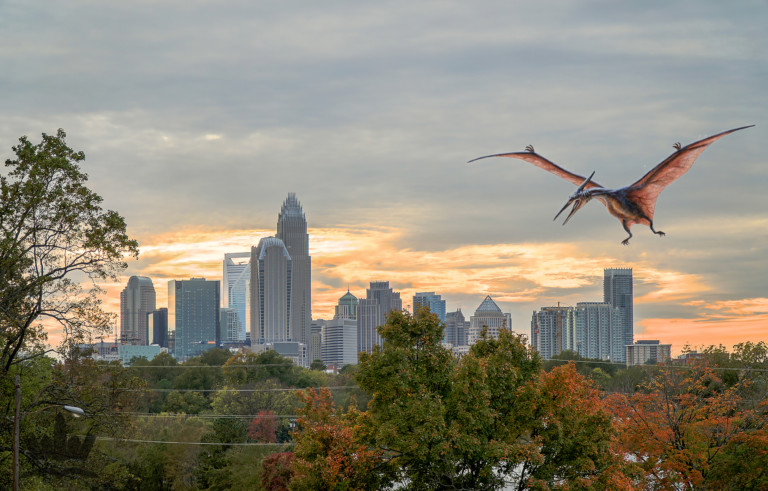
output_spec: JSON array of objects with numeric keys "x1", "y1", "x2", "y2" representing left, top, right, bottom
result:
[{"x1": 2, "y1": 2, "x2": 765, "y2": 355}]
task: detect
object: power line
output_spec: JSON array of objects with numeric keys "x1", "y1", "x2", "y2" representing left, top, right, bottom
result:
[
  {"x1": 85, "y1": 435, "x2": 290, "y2": 446},
  {"x1": 121, "y1": 385, "x2": 358, "y2": 393},
  {"x1": 124, "y1": 412, "x2": 299, "y2": 419}
]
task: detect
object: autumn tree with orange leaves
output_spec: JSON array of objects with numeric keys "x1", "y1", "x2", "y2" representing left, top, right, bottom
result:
[{"x1": 609, "y1": 357, "x2": 768, "y2": 490}]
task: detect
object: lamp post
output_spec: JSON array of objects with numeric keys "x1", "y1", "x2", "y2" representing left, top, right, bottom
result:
[{"x1": 12, "y1": 375, "x2": 85, "y2": 491}]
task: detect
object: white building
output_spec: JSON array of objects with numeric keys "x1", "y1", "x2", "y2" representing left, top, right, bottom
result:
[
  {"x1": 468, "y1": 296, "x2": 512, "y2": 344},
  {"x1": 223, "y1": 252, "x2": 250, "y2": 341}
]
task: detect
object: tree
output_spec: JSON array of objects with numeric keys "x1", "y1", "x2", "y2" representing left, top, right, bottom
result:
[
  {"x1": 351, "y1": 310, "x2": 621, "y2": 490},
  {"x1": 0, "y1": 130, "x2": 139, "y2": 487},
  {"x1": 609, "y1": 359, "x2": 768, "y2": 489},
  {"x1": 290, "y1": 388, "x2": 385, "y2": 491},
  {"x1": 0, "y1": 129, "x2": 138, "y2": 371}
]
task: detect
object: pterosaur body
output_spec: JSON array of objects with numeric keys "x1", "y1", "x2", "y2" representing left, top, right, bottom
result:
[{"x1": 469, "y1": 125, "x2": 753, "y2": 244}]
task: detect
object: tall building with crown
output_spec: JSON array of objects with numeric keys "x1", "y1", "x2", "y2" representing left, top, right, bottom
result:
[
  {"x1": 250, "y1": 236, "x2": 292, "y2": 345},
  {"x1": 120, "y1": 276, "x2": 156, "y2": 345},
  {"x1": 468, "y1": 296, "x2": 512, "y2": 344},
  {"x1": 604, "y1": 268, "x2": 633, "y2": 362},
  {"x1": 277, "y1": 193, "x2": 312, "y2": 360},
  {"x1": 358, "y1": 281, "x2": 402, "y2": 356}
]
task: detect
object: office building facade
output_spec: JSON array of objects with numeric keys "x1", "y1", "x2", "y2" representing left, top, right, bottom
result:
[
  {"x1": 574, "y1": 301, "x2": 621, "y2": 361},
  {"x1": 358, "y1": 281, "x2": 402, "y2": 355},
  {"x1": 277, "y1": 193, "x2": 312, "y2": 361},
  {"x1": 250, "y1": 236, "x2": 293, "y2": 345},
  {"x1": 444, "y1": 309, "x2": 469, "y2": 347},
  {"x1": 223, "y1": 252, "x2": 250, "y2": 341},
  {"x1": 626, "y1": 340, "x2": 672, "y2": 366},
  {"x1": 168, "y1": 278, "x2": 220, "y2": 360},
  {"x1": 323, "y1": 290, "x2": 359, "y2": 368},
  {"x1": 120, "y1": 276, "x2": 156, "y2": 345},
  {"x1": 468, "y1": 296, "x2": 512, "y2": 344},
  {"x1": 413, "y1": 292, "x2": 446, "y2": 323},
  {"x1": 147, "y1": 308, "x2": 168, "y2": 348}
]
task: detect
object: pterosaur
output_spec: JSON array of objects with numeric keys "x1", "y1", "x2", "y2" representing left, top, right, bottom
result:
[{"x1": 469, "y1": 125, "x2": 754, "y2": 245}]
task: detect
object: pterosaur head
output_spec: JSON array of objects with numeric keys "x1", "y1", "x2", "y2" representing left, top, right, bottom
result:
[{"x1": 553, "y1": 171, "x2": 595, "y2": 225}]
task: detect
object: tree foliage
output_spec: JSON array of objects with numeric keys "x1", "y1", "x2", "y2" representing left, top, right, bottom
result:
[{"x1": 0, "y1": 130, "x2": 138, "y2": 371}]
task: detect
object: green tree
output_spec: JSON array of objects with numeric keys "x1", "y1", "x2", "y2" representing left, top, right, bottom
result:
[{"x1": 0, "y1": 129, "x2": 138, "y2": 371}]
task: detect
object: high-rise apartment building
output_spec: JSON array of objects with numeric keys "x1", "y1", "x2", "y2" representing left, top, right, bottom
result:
[
  {"x1": 444, "y1": 309, "x2": 469, "y2": 347},
  {"x1": 531, "y1": 305, "x2": 574, "y2": 359},
  {"x1": 468, "y1": 296, "x2": 512, "y2": 344},
  {"x1": 120, "y1": 276, "x2": 156, "y2": 345},
  {"x1": 358, "y1": 281, "x2": 402, "y2": 355},
  {"x1": 168, "y1": 278, "x2": 220, "y2": 360},
  {"x1": 604, "y1": 268, "x2": 633, "y2": 361},
  {"x1": 574, "y1": 301, "x2": 621, "y2": 361},
  {"x1": 277, "y1": 193, "x2": 312, "y2": 361},
  {"x1": 413, "y1": 292, "x2": 447, "y2": 323},
  {"x1": 250, "y1": 236, "x2": 292, "y2": 345},
  {"x1": 323, "y1": 290, "x2": 359, "y2": 368},
  {"x1": 223, "y1": 252, "x2": 250, "y2": 341}
]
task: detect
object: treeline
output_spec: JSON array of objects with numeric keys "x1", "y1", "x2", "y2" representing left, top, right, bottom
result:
[{"x1": 4, "y1": 315, "x2": 768, "y2": 489}]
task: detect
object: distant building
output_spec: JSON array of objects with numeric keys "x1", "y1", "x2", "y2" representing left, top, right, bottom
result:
[
  {"x1": 413, "y1": 292, "x2": 446, "y2": 323},
  {"x1": 626, "y1": 340, "x2": 671, "y2": 366},
  {"x1": 335, "y1": 289, "x2": 358, "y2": 320},
  {"x1": 358, "y1": 281, "x2": 402, "y2": 356},
  {"x1": 120, "y1": 276, "x2": 156, "y2": 345},
  {"x1": 323, "y1": 291, "x2": 359, "y2": 368},
  {"x1": 604, "y1": 268, "x2": 633, "y2": 362},
  {"x1": 220, "y1": 308, "x2": 241, "y2": 346},
  {"x1": 311, "y1": 320, "x2": 324, "y2": 363},
  {"x1": 468, "y1": 296, "x2": 512, "y2": 344},
  {"x1": 574, "y1": 302, "x2": 621, "y2": 361},
  {"x1": 119, "y1": 345, "x2": 166, "y2": 366},
  {"x1": 444, "y1": 309, "x2": 469, "y2": 347},
  {"x1": 531, "y1": 305, "x2": 574, "y2": 359},
  {"x1": 250, "y1": 236, "x2": 292, "y2": 345},
  {"x1": 223, "y1": 252, "x2": 250, "y2": 341},
  {"x1": 277, "y1": 193, "x2": 313, "y2": 363},
  {"x1": 168, "y1": 278, "x2": 220, "y2": 361},
  {"x1": 147, "y1": 308, "x2": 168, "y2": 348}
]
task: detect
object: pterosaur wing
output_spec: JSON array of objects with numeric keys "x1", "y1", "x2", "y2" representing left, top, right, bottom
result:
[
  {"x1": 626, "y1": 125, "x2": 754, "y2": 220},
  {"x1": 469, "y1": 151, "x2": 603, "y2": 189}
]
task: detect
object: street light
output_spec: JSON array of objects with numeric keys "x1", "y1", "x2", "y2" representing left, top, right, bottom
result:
[{"x1": 12, "y1": 375, "x2": 86, "y2": 491}]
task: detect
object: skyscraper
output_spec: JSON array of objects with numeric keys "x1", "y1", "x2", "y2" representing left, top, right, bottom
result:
[
  {"x1": 168, "y1": 278, "x2": 220, "y2": 360},
  {"x1": 604, "y1": 268, "x2": 633, "y2": 362},
  {"x1": 574, "y1": 301, "x2": 621, "y2": 361},
  {"x1": 358, "y1": 281, "x2": 402, "y2": 355},
  {"x1": 120, "y1": 276, "x2": 156, "y2": 345},
  {"x1": 468, "y1": 296, "x2": 512, "y2": 344},
  {"x1": 412, "y1": 292, "x2": 446, "y2": 323},
  {"x1": 531, "y1": 305, "x2": 574, "y2": 359},
  {"x1": 250, "y1": 236, "x2": 292, "y2": 345},
  {"x1": 223, "y1": 252, "x2": 250, "y2": 341},
  {"x1": 323, "y1": 290, "x2": 359, "y2": 368},
  {"x1": 147, "y1": 308, "x2": 168, "y2": 348},
  {"x1": 444, "y1": 309, "x2": 469, "y2": 347},
  {"x1": 277, "y1": 193, "x2": 312, "y2": 360}
]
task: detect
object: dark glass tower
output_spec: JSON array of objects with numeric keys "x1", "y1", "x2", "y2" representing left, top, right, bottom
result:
[{"x1": 276, "y1": 193, "x2": 312, "y2": 360}]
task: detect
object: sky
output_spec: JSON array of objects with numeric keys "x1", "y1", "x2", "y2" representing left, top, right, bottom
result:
[{"x1": 2, "y1": 1, "x2": 766, "y2": 354}]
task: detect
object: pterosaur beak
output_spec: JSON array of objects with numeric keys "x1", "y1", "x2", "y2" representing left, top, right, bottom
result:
[{"x1": 553, "y1": 198, "x2": 583, "y2": 225}]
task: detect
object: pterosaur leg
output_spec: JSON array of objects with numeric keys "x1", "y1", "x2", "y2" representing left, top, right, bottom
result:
[
  {"x1": 621, "y1": 220, "x2": 632, "y2": 246},
  {"x1": 650, "y1": 221, "x2": 665, "y2": 237}
]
